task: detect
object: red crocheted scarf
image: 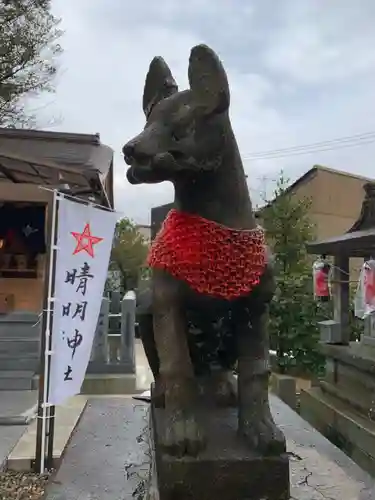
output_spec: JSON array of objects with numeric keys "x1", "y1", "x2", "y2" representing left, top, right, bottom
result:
[{"x1": 147, "y1": 209, "x2": 266, "y2": 300}]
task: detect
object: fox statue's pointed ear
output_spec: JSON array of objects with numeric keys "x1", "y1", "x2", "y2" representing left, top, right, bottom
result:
[
  {"x1": 143, "y1": 57, "x2": 178, "y2": 118},
  {"x1": 188, "y1": 44, "x2": 230, "y2": 115}
]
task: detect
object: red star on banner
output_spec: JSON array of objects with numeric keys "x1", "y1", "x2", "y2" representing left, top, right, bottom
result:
[{"x1": 71, "y1": 223, "x2": 103, "y2": 258}]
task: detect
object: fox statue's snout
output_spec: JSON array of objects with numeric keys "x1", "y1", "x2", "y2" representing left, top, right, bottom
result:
[{"x1": 123, "y1": 123, "x2": 178, "y2": 185}]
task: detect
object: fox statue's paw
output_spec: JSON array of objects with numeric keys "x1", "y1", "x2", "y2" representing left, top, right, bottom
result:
[
  {"x1": 160, "y1": 409, "x2": 206, "y2": 457},
  {"x1": 241, "y1": 411, "x2": 286, "y2": 455}
]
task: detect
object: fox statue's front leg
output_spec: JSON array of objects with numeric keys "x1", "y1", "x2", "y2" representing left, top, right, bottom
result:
[
  {"x1": 137, "y1": 313, "x2": 165, "y2": 407},
  {"x1": 153, "y1": 269, "x2": 206, "y2": 456},
  {"x1": 236, "y1": 309, "x2": 286, "y2": 455},
  {"x1": 137, "y1": 291, "x2": 238, "y2": 409},
  {"x1": 235, "y1": 264, "x2": 286, "y2": 455}
]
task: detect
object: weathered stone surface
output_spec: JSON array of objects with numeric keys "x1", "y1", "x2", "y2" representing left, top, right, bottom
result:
[
  {"x1": 301, "y1": 341, "x2": 375, "y2": 477},
  {"x1": 88, "y1": 297, "x2": 109, "y2": 365},
  {"x1": 300, "y1": 385, "x2": 375, "y2": 478},
  {"x1": 271, "y1": 373, "x2": 297, "y2": 410},
  {"x1": 80, "y1": 373, "x2": 136, "y2": 395},
  {"x1": 151, "y1": 395, "x2": 375, "y2": 500},
  {"x1": 0, "y1": 390, "x2": 37, "y2": 425},
  {"x1": 40, "y1": 395, "x2": 375, "y2": 500},
  {"x1": 322, "y1": 343, "x2": 375, "y2": 402},
  {"x1": 124, "y1": 44, "x2": 285, "y2": 462},
  {"x1": 45, "y1": 398, "x2": 149, "y2": 500},
  {"x1": 274, "y1": 396, "x2": 375, "y2": 500},
  {"x1": 152, "y1": 402, "x2": 289, "y2": 500},
  {"x1": 0, "y1": 426, "x2": 27, "y2": 470}
]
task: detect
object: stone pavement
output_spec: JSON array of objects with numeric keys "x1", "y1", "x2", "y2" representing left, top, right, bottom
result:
[
  {"x1": 8, "y1": 395, "x2": 87, "y2": 471},
  {"x1": 274, "y1": 396, "x2": 375, "y2": 499},
  {"x1": 0, "y1": 390, "x2": 37, "y2": 470},
  {"x1": 0, "y1": 426, "x2": 27, "y2": 471},
  {"x1": 41, "y1": 395, "x2": 375, "y2": 500},
  {"x1": 45, "y1": 398, "x2": 149, "y2": 500},
  {"x1": 1, "y1": 339, "x2": 151, "y2": 472}
]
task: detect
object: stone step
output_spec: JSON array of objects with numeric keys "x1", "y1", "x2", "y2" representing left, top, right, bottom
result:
[
  {"x1": 0, "y1": 312, "x2": 40, "y2": 338},
  {"x1": 8, "y1": 396, "x2": 87, "y2": 471},
  {"x1": 0, "y1": 354, "x2": 39, "y2": 371},
  {"x1": 320, "y1": 379, "x2": 374, "y2": 421},
  {"x1": 0, "y1": 312, "x2": 39, "y2": 322},
  {"x1": 0, "y1": 338, "x2": 40, "y2": 355},
  {"x1": 0, "y1": 327, "x2": 40, "y2": 339},
  {"x1": 0, "y1": 390, "x2": 37, "y2": 425},
  {"x1": 0, "y1": 371, "x2": 35, "y2": 391},
  {"x1": 300, "y1": 386, "x2": 375, "y2": 477},
  {"x1": 324, "y1": 354, "x2": 375, "y2": 407}
]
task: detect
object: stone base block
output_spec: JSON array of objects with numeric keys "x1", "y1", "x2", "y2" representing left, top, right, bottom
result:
[
  {"x1": 270, "y1": 373, "x2": 297, "y2": 410},
  {"x1": 81, "y1": 373, "x2": 136, "y2": 395},
  {"x1": 151, "y1": 403, "x2": 290, "y2": 500}
]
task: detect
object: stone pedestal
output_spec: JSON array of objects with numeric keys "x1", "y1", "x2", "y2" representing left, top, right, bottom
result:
[
  {"x1": 300, "y1": 342, "x2": 375, "y2": 476},
  {"x1": 42, "y1": 396, "x2": 375, "y2": 500},
  {"x1": 151, "y1": 400, "x2": 290, "y2": 500}
]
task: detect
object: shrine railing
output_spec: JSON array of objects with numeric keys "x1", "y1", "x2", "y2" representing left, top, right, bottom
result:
[{"x1": 88, "y1": 291, "x2": 136, "y2": 375}]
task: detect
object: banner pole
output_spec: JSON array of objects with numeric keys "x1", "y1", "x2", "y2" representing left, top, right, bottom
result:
[
  {"x1": 46, "y1": 195, "x2": 61, "y2": 470},
  {"x1": 34, "y1": 190, "x2": 59, "y2": 473},
  {"x1": 46, "y1": 405, "x2": 56, "y2": 470}
]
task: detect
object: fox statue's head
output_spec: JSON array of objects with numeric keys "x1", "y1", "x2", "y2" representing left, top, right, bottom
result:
[{"x1": 123, "y1": 44, "x2": 232, "y2": 185}]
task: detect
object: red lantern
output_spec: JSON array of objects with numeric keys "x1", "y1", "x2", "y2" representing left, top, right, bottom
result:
[{"x1": 313, "y1": 257, "x2": 331, "y2": 302}]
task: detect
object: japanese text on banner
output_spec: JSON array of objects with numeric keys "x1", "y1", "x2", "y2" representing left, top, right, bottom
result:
[{"x1": 48, "y1": 198, "x2": 117, "y2": 405}]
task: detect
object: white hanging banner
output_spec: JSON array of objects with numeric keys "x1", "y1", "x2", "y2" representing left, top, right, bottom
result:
[
  {"x1": 48, "y1": 197, "x2": 117, "y2": 405},
  {"x1": 355, "y1": 260, "x2": 375, "y2": 319}
]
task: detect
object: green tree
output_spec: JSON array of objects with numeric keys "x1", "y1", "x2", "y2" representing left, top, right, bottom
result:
[
  {"x1": 110, "y1": 218, "x2": 148, "y2": 292},
  {"x1": 260, "y1": 172, "x2": 327, "y2": 376},
  {"x1": 0, "y1": 0, "x2": 63, "y2": 127}
]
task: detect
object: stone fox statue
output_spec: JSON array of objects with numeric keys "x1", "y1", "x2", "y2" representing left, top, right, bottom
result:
[{"x1": 123, "y1": 44, "x2": 286, "y2": 458}]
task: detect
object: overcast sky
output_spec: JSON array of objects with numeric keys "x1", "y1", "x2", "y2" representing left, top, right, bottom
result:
[{"x1": 34, "y1": 0, "x2": 375, "y2": 223}]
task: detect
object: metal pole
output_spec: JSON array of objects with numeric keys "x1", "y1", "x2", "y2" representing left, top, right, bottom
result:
[
  {"x1": 45, "y1": 195, "x2": 60, "y2": 469},
  {"x1": 46, "y1": 405, "x2": 55, "y2": 470},
  {"x1": 34, "y1": 190, "x2": 59, "y2": 473}
]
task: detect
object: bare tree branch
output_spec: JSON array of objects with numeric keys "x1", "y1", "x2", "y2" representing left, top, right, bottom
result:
[{"x1": 0, "y1": 0, "x2": 63, "y2": 127}]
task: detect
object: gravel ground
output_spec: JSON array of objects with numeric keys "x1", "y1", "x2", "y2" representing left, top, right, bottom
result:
[{"x1": 0, "y1": 471, "x2": 51, "y2": 500}]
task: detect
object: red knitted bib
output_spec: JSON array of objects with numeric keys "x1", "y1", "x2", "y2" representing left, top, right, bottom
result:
[{"x1": 147, "y1": 209, "x2": 266, "y2": 300}]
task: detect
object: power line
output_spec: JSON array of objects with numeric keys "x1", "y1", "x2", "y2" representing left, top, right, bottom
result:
[
  {"x1": 242, "y1": 130, "x2": 375, "y2": 161},
  {"x1": 245, "y1": 137, "x2": 375, "y2": 160},
  {"x1": 245, "y1": 130, "x2": 375, "y2": 157}
]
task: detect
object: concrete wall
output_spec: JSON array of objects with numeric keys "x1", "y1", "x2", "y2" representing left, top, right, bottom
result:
[
  {"x1": 136, "y1": 224, "x2": 151, "y2": 244},
  {"x1": 290, "y1": 168, "x2": 369, "y2": 276},
  {"x1": 309, "y1": 169, "x2": 367, "y2": 238}
]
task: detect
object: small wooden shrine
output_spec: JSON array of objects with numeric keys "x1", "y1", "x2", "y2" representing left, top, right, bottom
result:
[
  {"x1": 0, "y1": 127, "x2": 114, "y2": 392},
  {"x1": 0, "y1": 127, "x2": 114, "y2": 314},
  {"x1": 300, "y1": 181, "x2": 375, "y2": 476}
]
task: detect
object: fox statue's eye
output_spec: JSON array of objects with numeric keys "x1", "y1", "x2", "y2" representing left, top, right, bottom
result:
[{"x1": 171, "y1": 120, "x2": 194, "y2": 142}]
